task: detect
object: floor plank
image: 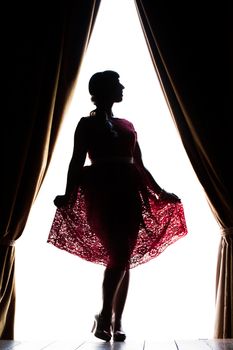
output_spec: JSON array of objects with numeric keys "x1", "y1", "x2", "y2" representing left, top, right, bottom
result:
[
  {"x1": 204, "y1": 339, "x2": 233, "y2": 349},
  {"x1": 174, "y1": 339, "x2": 233, "y2": 349},
  {"x1": 144, "y1": 340, "x2": 177, "y2": 349},
  {"x1": 43, "y1": 340, "x2": 86, "y2": 349},
  {"x1": 175, "y1": 340, "x2": 210, "y2": 349},
  {"x1": 0, "y1": 341, "x2": 53, "y2": 350},
  {"x1": 78, "y1": 339, "x2": 144, "y2": 349},
  {"x1": 0, "y1": 341, "x2": 85, "y2": 350},
  {"x1": 0, "y1": 341, "x2": 21, "y2": 350}
]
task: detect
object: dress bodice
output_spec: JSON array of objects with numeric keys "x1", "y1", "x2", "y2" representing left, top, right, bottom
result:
[{"x1": 81, "y1": 116, "x2": 137, "y2": 161}]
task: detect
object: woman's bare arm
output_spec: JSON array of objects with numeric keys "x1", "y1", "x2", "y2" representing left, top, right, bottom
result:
[
  {"x1": 54, "y1": 117, "x2": 88, "y2": 207},
  {"x1": 64, "y1": 118, "x2": 88, "y2": 195}
]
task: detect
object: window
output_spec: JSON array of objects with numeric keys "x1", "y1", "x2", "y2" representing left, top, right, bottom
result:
[{"x1": 15, "y1": 0, "x2": 219, "y2": 341}]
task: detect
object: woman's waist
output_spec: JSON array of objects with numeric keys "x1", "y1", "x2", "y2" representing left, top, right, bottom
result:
[{"x1": 90, "y1": 156, "x2": 134, "y2": 165}]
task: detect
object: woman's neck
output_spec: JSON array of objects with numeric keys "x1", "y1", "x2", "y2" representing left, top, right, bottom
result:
[{"x1": 96, "y1": 103, "x2": 114, "y2": 119}]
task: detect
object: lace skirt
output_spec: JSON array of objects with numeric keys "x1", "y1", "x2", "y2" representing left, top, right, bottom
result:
[{"x1": 47, "y1": 163, "x2": 188, "y2": 268}]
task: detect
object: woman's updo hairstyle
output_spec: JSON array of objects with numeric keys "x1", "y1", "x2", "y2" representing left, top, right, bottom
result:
[{"x1": 88, "y1": 70, "x2": 120, "y2": 105}]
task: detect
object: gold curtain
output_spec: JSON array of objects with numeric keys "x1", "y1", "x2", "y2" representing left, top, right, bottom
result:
[
  {"x1": 215, "y1": 229, "x2": 233, "y2": 337},
  {"x1": 2, "y1": 0, "x2": 101, "y2": 339},
  {"x1": 134, "y1": 0, "x2": 233, "y2": 337}
]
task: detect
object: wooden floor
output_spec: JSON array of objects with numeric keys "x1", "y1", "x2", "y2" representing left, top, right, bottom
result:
[{"x1": 0, "y1": 339, "x2": 233, "y2": 349}]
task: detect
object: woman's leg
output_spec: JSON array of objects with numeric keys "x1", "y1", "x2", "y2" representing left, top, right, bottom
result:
[
  {"x1": 112, "y1": 269, "x2": 129, "y2": 330},
  {"x1": 93, "y1": 266, "x2": 126, "y2": 341},
  {"x1": 100, "y1": 267, "x2": 126, "y2": 323}
]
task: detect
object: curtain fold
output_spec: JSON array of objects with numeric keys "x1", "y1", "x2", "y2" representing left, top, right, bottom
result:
[
  {"x1": 0, "y1": 247, "x2": 15, "y2": 340},
  {"x1": 2, "y1": 0, "x2": 101, "y2": 339},
  {"x1": 134, "y1": 0, "x2": 233, "y2": 338},
  {"x1": 215, "y1": 229, "x2": 233, "y2": 338}
]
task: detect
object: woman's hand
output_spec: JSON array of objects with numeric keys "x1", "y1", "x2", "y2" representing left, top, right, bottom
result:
[
  {"x1": 159, "y1": 189, "x2": 181, "y2": 203},
  {"x1": 54, "y1": 194, "x2": 70, "y2": 208}
]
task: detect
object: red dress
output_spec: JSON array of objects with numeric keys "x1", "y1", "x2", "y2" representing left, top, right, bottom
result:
[{"x1": 47, "y1": 116, "x2": 188, "y2": 268}]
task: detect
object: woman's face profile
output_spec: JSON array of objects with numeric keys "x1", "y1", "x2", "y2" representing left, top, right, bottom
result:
[{"x1": 109, "y1": 78, "x2": 125, "y2": 103}]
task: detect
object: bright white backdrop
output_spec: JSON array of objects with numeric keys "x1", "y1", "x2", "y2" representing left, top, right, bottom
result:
[{"x1": 14, "y1": 0, "x2": 220, "y2": 342}]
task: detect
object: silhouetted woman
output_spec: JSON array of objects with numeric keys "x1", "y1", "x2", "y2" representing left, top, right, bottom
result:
[{"x1": 48, "y1": 70, "x2": 187, "y2": 342}]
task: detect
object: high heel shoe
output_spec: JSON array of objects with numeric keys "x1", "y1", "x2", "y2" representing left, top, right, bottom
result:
[
  {"x1": 113, "y1": 329, "x2": 126, "y2": 342},
  {"x1": 91, "y1": 314, "x2": 112, "y2": 342},
  {"x1": 111, "y1": 318, "x2": 126, "y2": 342}
]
